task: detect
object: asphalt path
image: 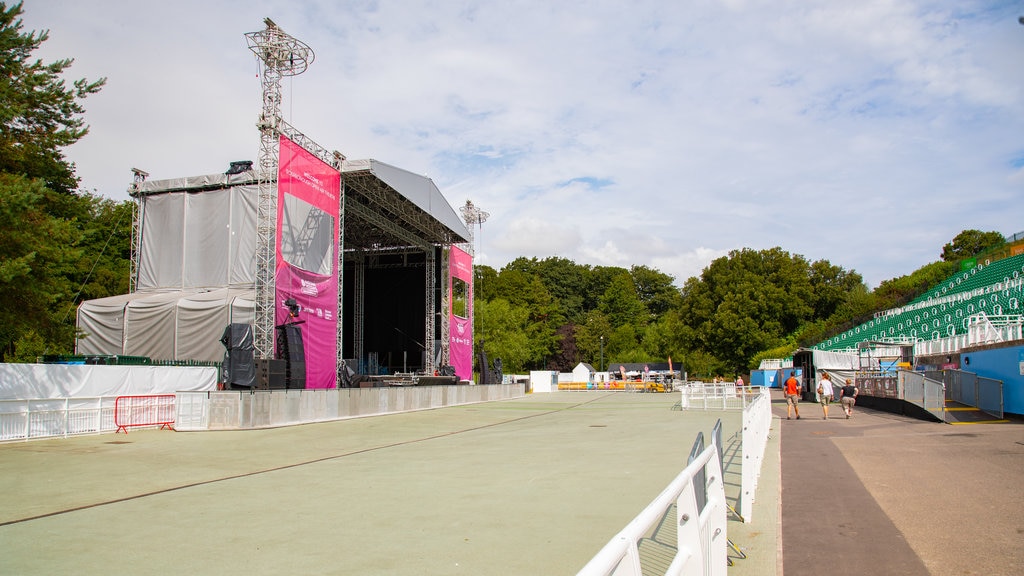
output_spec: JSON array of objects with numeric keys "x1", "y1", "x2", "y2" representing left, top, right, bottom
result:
[{"x1": 776, "y1": 393, "x2": 1024, "y2": 576}]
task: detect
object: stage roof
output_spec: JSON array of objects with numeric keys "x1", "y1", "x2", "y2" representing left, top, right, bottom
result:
[{"x1": 130, "y1": 158, "x2": 471, "y2": 251}]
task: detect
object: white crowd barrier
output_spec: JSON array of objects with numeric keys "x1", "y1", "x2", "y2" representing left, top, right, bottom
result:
[
  {"x1": 576, "y1": 429, "x2": 728, "y2": 576},
  {"x1": 740, "y1": 388, "x2": 772, "y2": 522},
  {"x1": 0, "y1": 397, "x2": 117, "y2": 441},
  {"x1": 175, "y1": 383, "x2": 527, "y2": 431}
]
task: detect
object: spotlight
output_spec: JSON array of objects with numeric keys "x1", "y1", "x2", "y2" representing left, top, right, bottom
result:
[{"x1": 285, "y1": 298, "x2": 300, "y2": 318}]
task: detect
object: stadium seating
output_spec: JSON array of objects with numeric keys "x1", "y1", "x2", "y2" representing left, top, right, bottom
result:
[{"x1": 813, "y1": 253, "x2": 1024, "y2": 352}]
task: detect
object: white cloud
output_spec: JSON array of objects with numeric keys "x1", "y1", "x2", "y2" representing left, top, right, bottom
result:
[{"x1": 20, "y1": 0, "x2": 1024, "y2": 289}]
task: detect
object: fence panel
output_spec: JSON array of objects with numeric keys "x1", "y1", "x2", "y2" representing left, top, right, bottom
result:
[
  {"x1": 740, "y1": 388, "x2": 772, "y2": 523},
  {"x1": 1, "y1": 397, "x2": 115, "y2": 441},
  {"x1": 576, "y1": 431, "x2": 727, "y2": 576},
  {"x1": 114, "y1": 395, "x2": 176, "y2": 433},
  {"x1": 977, "y1": 377, "x2": 1004, "y2": 419}
]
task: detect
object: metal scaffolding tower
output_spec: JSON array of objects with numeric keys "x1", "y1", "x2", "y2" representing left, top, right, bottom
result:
[
  {"x1": 459, "y1": 200, "x2": 488, "y2": 355},
  {"x1": 245, "y1": 18, "x2": 315, "y2": 359}
]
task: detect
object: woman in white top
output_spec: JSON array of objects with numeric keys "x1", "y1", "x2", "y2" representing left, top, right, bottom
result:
[{"x1": 817, "y1": 371, "x2": 834, "y2": 420}]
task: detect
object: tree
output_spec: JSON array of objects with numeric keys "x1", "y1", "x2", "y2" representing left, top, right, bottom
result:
[
  {"x1": 0, "y1": 174, "x2": 80, "y2": 358},
  {"x1": 0, "y1": 2, "x2": 106, "y2": 196},
  {"x1": 941, "y1": 230, "x2": 1005, "y2": 263},
  {"x1": 630, "y1": 264, "x2": 679, "y2": 318},
  {"x1": 0, "y1": 3, "x2": 110, "y2": 359},
  {"x1": 599, "y1": 272, "x2": 647, "y2": 329},
  {"x1": 474, "y1": 298, "x2": 532, "y2": 373}
]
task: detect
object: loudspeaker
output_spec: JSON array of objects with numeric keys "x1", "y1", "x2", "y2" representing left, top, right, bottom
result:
[
  {"x1": 287, "y1": 361, "x2": 306, "y2": 389},
  {"x1": 221, "y1": 323, "x2": 256, "y2": 388},
  {"x1": 276, "y1": 324, "x2": 306, "y2": 389},
  {"x1": 257, "y1": 358, "x2": 287, "y2": 390}
]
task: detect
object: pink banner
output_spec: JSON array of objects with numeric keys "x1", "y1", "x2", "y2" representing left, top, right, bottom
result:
[
  {"x1": 449, "y1": 245, "x2": 473, "y2": 381},
  {"x1": 276, "y1": 135, "x2": 341, "y2": 388}
]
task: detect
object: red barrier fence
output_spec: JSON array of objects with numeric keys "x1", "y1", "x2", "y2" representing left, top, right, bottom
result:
[{"x1": 114, "y1": 395, "x2": 176, "y2": 433}]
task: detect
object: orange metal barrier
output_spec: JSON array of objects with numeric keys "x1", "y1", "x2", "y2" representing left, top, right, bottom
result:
[{"x1": 114, "y1": 394, "x2": 175, "y2": 433}]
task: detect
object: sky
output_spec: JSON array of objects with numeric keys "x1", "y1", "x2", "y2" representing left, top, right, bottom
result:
[{"x1": 21, "y1": 0, "x2": 1024, "y2": 289}]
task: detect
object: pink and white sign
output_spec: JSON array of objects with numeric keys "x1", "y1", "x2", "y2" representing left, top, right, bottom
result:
[
  {"x1": 275, "y1": 135, "x2": 341, "y2": 389},
  {"x1": 449, "y1": 245, "x2": 473, "y2": 380}
]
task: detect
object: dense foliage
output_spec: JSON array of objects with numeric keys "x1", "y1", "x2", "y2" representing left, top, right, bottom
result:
[
  {"x1": 473, "y1": 230, "x2": 1006, "y2": 378},
  {"x1": 0, "y1": 2, "x2": 129, "y2": 361}
]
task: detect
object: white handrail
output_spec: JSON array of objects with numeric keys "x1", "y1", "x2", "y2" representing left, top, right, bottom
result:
[
  {"x1": 577, "y1": 433, "x2": 727, "y2": 576},
  {"x1": 740, "y1": 388, "x2": 772, "y2": 522}
]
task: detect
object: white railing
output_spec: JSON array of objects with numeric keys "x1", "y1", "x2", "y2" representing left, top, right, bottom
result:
[
  {"x1": 576, "y1": 430, "x2": 727, "y2": 576},
  {"x1": 175, "y1": 384, "x2": 527, "y2": 431},
  {"x1": 740, "y1": 388, "x2": 772, "y2": 523},
  {"x1": 678, "y1": 384, "x2": 762, "y2": 411},
  {"x1": 0, "y1": 397, "x2": 117, "y2": 441}
]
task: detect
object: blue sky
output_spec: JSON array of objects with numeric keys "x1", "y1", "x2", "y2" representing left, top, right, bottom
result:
[{"x1": 22, "y1": 0, "x2": 1024, "y2": 288}]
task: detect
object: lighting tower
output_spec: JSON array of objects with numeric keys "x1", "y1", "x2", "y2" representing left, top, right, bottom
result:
[
  {"x1": 458, "y1": 200, "x2": 489, "y2": 366},
  {"x1": 245, "y1": 18, "x2": 315, "y2": 359},
  {"x1": 459, "y1": 200, "x2": 490, "y2": 255}
]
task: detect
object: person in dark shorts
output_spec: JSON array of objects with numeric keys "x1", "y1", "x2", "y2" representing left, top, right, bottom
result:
[
  {"x1": 840, "y1": 378, "x2": 858, "y2": 418},
  {"x1": 784, "y1": 371, "x2": 801, "y2": 419}
]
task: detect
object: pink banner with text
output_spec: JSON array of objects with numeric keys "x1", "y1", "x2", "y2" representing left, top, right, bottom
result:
[
  {"x1": 275, "y1": 135, "x2": 341, "y2": 388},
  {"x1": 449, "y1": 245, "x2": 473, "y2": 381}
]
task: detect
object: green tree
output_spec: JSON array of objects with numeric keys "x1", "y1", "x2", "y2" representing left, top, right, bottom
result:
[
  {"x1": 0, "y1": 2, "x2": 106, "y2": 196},
  {"x1": 0, "y1": 3, "x2": 110, "y2": 359},
  {"x1": 941, "y1": 229, "x2": 1005, "y2": 262},
  {"x1": 630, "y1": 264, "x2": 680, "y2": 318},
  {"x1": 474, "y1": 298, "x2": 532, "y2": 373},
  {"x1": 574, "y1": 309, "x2": 612, "y2": 370},
  {"x1": 0, "y1": 174, "x2": 81, "y2": 358},
  {"x1": 599, "y1": 272, "x2": 647, "y2": 329}
]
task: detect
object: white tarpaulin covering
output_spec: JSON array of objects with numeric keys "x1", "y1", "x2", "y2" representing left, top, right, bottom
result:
[
  {"x1": 77, "y1": 288, "x2": 254, "y2": 362},
  {"x1": 135, "y1": 177, "x2": 257, "y2": 290},
  {"x1": 811, "y1": 350, "x2": 860, "y2": 370},
  {"x1": 0, "y1": 363, "x2": 216, "y2": 400}
]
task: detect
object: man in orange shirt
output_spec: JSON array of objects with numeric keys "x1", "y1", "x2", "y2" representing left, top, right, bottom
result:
[{"x1": 784, "y1": 371, "x2": 802, "y2": 420}]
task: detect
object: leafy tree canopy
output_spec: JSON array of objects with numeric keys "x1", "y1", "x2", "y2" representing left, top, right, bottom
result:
[
  {"x1": 941, "y1": 229, "x2": 1005, "y2": 263},
  {"x1": 0, "y1": 2, "x2": 106, "y2": 196}
]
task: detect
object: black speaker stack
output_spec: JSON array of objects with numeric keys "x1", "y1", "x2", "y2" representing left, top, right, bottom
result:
[{"x1": 275, "y1": 324, "x2": 306, "y2": 389}]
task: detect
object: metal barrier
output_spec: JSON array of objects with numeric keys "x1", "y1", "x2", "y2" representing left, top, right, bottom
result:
[
  {"x1": 740, "y1": 388, "x2": 772, "y2": 523},
  {"x1": 0, "y1": 397, "x2": 116, "y2": 441},
  {"x1": 114, "y1": 395, "x2": 176, "y2": 433},
  {"x1": 926, "y1": 369, "x2": 1004, "y2": 419},
  {"x1": 675, "y1": 386, "x2": 772, "y2": 524},
  {"x1": 678, "y1": 384, "x2": 755, "y2": 410},
  {"x1": 576, "y1": 425, "x2": 727, "y2": 576},
  {"x1": 898, "y1": 371, "x2": 946, "y2": 422},
  {"x1": 175, "y1": 384, "x2": 527, "y2": 431}
]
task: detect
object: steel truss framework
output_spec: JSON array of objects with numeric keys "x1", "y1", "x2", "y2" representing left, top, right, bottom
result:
[{"x1": 341, "y1": 169, "x2": 469, "y2": 373}]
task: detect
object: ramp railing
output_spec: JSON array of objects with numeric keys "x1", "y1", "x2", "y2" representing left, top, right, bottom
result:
[
  {"x1": 576, "y1": 426, "x2": 727, "y2": 576},
  {"x1": 926, "y1": 369, "x2": 1004, "y2": 419},
  {"x1": 896, "y1": 371, "x2": 946, "y2": 421}
]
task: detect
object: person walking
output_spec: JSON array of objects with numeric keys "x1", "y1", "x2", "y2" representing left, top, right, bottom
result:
[
  {"x1": 817, "y1": 371, "x2": 834, "y2": 419},
  {"x1": 784, "y1": 371, "x2": 801, "y2": 420},
  {"x1": 840, "y1": 378, "x2": 858, "y2": 418}
]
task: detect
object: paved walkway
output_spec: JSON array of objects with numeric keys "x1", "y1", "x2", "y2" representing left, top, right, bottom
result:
[{"x1": 775, "y1": 391, "x2": 1024, "y2": 576}]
